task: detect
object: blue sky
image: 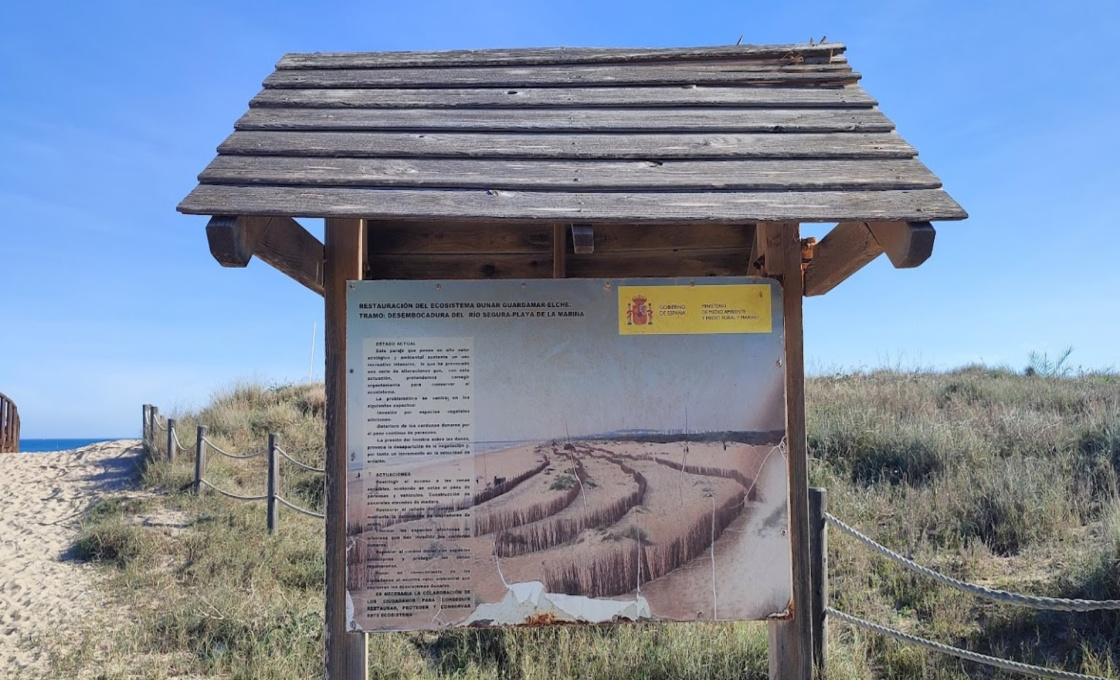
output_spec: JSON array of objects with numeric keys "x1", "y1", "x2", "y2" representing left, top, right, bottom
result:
[{"x1": 2, "y1": 0, "x2": 1117, "y2": 437}]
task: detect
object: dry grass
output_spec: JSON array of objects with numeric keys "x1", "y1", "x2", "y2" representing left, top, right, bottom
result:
[{"x1": 51, "y1": 369, "x2": 1120, "y2": 679}]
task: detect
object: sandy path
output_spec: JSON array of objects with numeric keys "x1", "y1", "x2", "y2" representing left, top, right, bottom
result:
[{"x1": 0, "y1": 440, "x2": 144, "y2": 678}]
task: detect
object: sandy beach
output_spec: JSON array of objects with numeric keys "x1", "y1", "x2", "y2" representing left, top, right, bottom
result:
[{"x1": 0, "y1": 440, "x2": 144, "y2": 678}]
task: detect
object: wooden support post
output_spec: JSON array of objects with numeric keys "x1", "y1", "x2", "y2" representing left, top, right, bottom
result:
[
  {"x1": 167, "y1": 418, "x2": 176, "y2": 464},
  {"x1": 267, "y1": 433, "x2": 279, "y2": 535},
  {"x1": 324, "y1": 217, "x2": 366, "y2": 680},
  {"x1": 347, "y1": 632, "x2": 368, "y2": 679},
  {"x1": 761, "y1": 221, "x2": 813, "y2": 680},
  {"x1": 552, "y1": 224, "x2": 566, "y2": 278},
  {"x1": 195, "y1": 426, "x2": 207, "y2": 495},
  {"x1": 810, "y1": 487, "x2": 828, "y2": 674},
  {"x1": 142, "y1": 404, "x2": 149, "y2": 446}
]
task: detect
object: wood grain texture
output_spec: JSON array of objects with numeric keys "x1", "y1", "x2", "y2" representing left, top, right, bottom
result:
[
  {"x1": 552, "y1": 224, "x2": 566, "y2": 278},
  {"x1": 364, "y1": 221, "x2": 755, "y2": 254},
  {"x1": 866, "y1": 220, "x2": 936, "y2": 268},
  {"x1": 250, "y1": 85, "x2": 876, "y2": 110},
  {"x1": 323, "y1": 218, "x2": 365, "y2": 680},
  {"x1": 802, "y1": 221, "x2": 884, "y2": 296},
  {"x1": 179, "y1": 185, "x2": 968, "y2": 223},
  {"x1": 217, "y1": 130, "x2": 919, "y2": 160},
  {"x1": 365, "y1": 248, "x2": 752, "y2": 279},
  {"x1": 199, "y1": 157, "x2": 938, "y2": 192},
  {"x1": 263, "y1": 65, "x2": 857, "y2": 89},
  {"x1": 276, "y1": 43, "x2": 847, "y2": 69},
  {"x1": 234, "y1": 107, "x2": 891, "y2": 133}
]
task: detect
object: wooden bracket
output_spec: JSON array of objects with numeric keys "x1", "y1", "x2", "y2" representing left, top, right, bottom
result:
[
  {"x1": 802, "y1": 220, "x2": 936, "y2": 296},
  {"x1": 570, "y1": 224, "x2": 594, "y2": 254},
  {"x1": 866, "y1": 221, "x2": 935, "y2": 268},
  {"x1": 205, "y1": 215, "x2": 325, "y2": 296}
]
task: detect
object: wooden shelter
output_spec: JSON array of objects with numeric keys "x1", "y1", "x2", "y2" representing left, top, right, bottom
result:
[{"x1": 179, "y1": 42, "x2": 965, "y2": 680}]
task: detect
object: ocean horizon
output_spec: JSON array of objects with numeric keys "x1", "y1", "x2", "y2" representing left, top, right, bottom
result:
[{"x1": 19, "y1": 438, "x2": 128, "y2": 453}]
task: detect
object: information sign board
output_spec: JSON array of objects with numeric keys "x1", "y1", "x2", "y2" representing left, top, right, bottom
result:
[{"x1": 346, "y1": 278, "x2": 790, "y2": 630}]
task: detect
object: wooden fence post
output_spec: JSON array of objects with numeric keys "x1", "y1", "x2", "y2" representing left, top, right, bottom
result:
[
  {"x1": 167, "y1": 418, "x2": 177, "y2": 463},
  {"x1": 150, "y1": 407, "x2": 159, "y2": 457},
  {"x1": 267, "y1": 433, "x2": 279, "y2": 535},
  {"x1": 195, "y1": 425, "x2": 207, "y2": 495},
  {"x1": 142, "y1": 404, "x2": 150, "y2": 447},
  {"x1": 810, "y1": 487, "x2": 828, "y2": 675}
]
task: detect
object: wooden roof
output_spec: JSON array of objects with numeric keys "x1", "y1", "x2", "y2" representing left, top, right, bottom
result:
[{"x1": 178, "y1": 43, "x2": 966, "y2": 223}]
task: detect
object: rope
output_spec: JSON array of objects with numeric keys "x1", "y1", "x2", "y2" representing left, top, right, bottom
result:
[
  {"x1": 202, "y1": 437, "x2": 267, "y2": 460},
  {"x1": 276, "y1": 495, "x2": 325, "y2": 519},
  {"x1": 274, "y1": 445, "x2": 325, "y2": 473},
  {"x1": 826, "y1": 514, "x2": 1120, "y2": 612},
  {"x1": 828, "y1": 608, "x2": 1114, "y2": 680},
  {"x1": 198, "y1": 478, "x2": 267, "y2": 501},
  {"x1": 172, "y1": 428, "x2": 194, "y2": 453},
  {"x1": 155, "y1": 419, "x2": 167, "y2": 431}
]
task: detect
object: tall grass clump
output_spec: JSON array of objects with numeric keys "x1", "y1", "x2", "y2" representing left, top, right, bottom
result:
[{"x1": 57, "y1": 370, "x2": 1120, "y2": 679}]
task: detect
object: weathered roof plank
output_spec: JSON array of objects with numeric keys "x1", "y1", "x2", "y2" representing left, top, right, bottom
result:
[
  {"x1": 179, "y1": 43, "x2": 965, "y2": 223},
  {"x1": 249, "y1": 86, "x2": 877, "y2": 109},
  {"x1": 264, "y1": 64, "x2": 858, "y2": 89},
  {"x1": 233, "y1": 107, "x2": 893, "y2": 133},
  {"x1": 276, "y1": 43, "x2": 847, "y2": 69},
  {"x1": 180, "y1": 185, "x2": 966, "y2": 222},
  {"x1": 199, "y1": 157, "x2": 941, "y2": 192},
  {"x1": 217, "y1": 131, "x2": 919, "y2": 160}
]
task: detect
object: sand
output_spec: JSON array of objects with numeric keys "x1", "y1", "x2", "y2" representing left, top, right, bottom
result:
[{"x1": 0, "y1": 440, "x2": 144, "y2": 677}]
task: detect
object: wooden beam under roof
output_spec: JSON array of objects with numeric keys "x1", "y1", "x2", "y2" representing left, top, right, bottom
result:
[
  {"x1": 802, "y1": 220, "x2": 936, "y2": 296},
  {"x1": 866, "y1": 221, "x2": 935, "y2": 268},
  {"x1": 206, "y1": 215, "x2": 325, "y2": 296}
]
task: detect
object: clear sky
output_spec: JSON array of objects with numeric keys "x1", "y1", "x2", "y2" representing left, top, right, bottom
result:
[{"x1": 1, "y1": 0, "x2": 1117, "y2": 438}]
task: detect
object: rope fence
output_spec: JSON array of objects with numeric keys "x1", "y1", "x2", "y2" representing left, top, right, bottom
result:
[
  {"x1": 827, "y1": 513, "x2": 1120, "y2": 612},
  {"x1": 276, "y1": 444, "x2": 325, "y2": 473},
  {"x1": 141, "y1": 404, "x2": 324, "y2": 534},
  {"x1": 823, "y1": 506, "x2": 1120, "y2": 680},
  {"x1": 203, "y1": 437, "x2": 268, "y2": 460},
  {"x1": 138, "y1": 405, "x2": 1119, "y2": 678},
  {"x1": 828, "y1": 609, "x2": 1113, "y2": 680}
]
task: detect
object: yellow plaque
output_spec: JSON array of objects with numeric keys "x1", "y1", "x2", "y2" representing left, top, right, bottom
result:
[{"x1": 618, "y1": 284, "x2": 771, "y2": 335}]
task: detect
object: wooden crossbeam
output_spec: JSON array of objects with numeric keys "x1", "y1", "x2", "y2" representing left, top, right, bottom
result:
[
  {"x1": 802, "y1": 221, "x2": 883, "y2": 296},
  {"x1": 205, "y1": 215, "x2": 325, "y2": 295},
  {"x1": 802, "y1": 221, "x2": 935, "y2": 296}
]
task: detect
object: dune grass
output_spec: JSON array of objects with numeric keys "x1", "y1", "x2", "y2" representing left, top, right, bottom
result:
[{"x1": 54, "y1": 369, "x2": 1120, "y2": 679}]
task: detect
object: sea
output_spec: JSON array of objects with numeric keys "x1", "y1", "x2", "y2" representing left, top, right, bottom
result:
[{"x1": 19, "y1": 438, "x2": 124, "y2": 453}]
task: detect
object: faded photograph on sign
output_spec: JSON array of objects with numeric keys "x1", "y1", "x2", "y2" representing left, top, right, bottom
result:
[{"x1": 345, "y1": 278, "x2": 790, "y2": 631}]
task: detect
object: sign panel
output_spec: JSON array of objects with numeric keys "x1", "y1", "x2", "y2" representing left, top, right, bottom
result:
[{"x1": 346, "y1": 278, "x2": 790, "y2": 631}]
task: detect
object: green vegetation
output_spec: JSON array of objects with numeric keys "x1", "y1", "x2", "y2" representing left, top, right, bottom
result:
[{"x1": 53, "y1": 369, "x2": 1120, "y2": 679}]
